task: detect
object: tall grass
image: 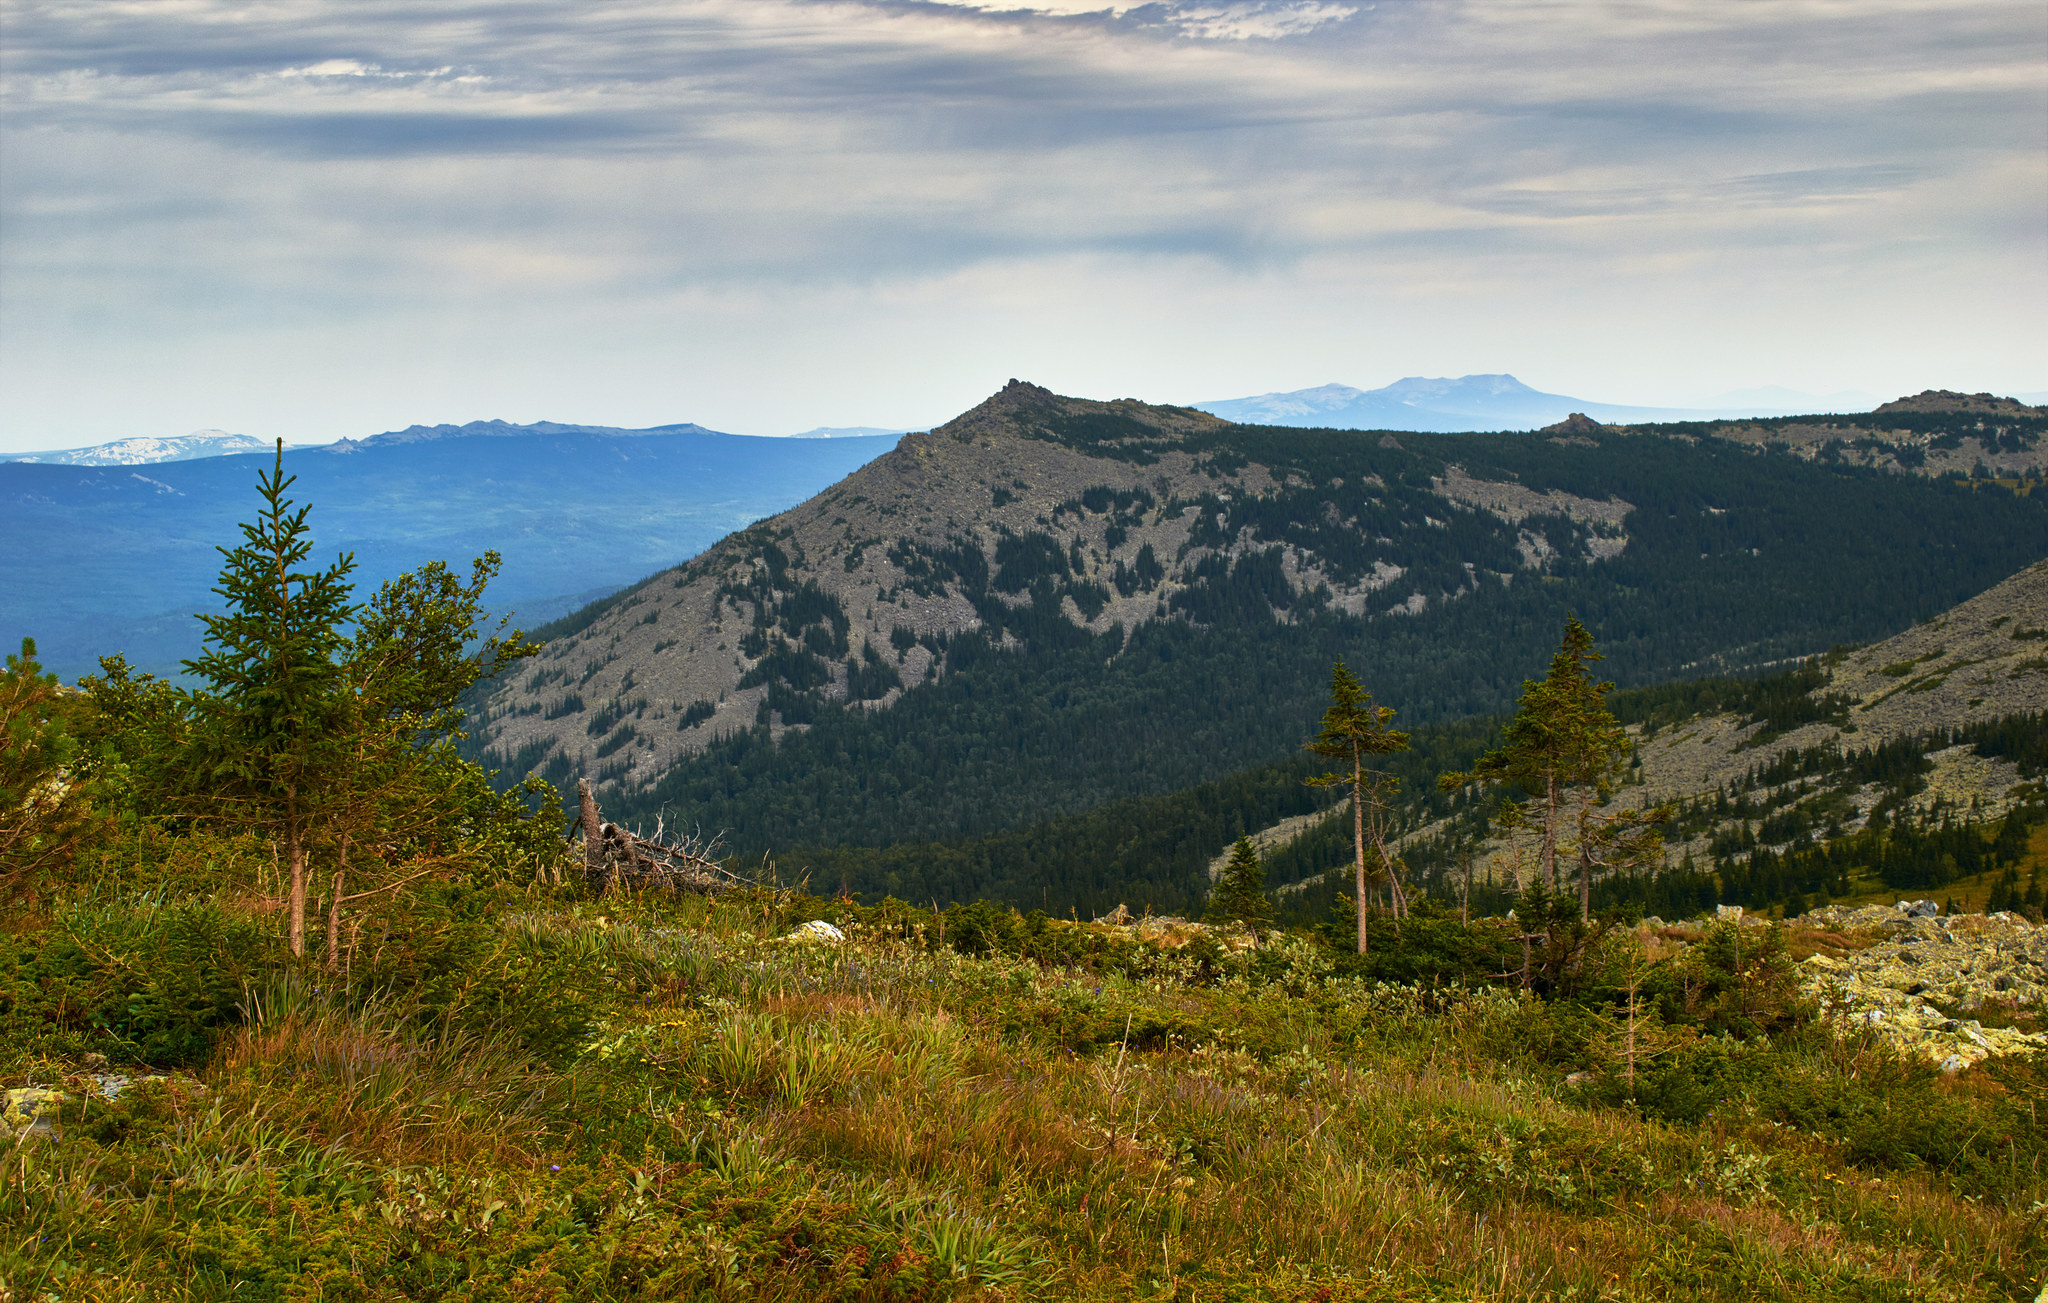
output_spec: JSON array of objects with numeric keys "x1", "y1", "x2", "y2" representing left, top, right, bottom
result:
[{"x1": 2, "y1": 887, "x2": 2042, "y2": 1300}]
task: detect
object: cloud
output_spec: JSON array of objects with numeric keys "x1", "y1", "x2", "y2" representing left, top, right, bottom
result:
[
  {"x1": 914, "y1": 1, "x2": 1361, "y2": 40},
  {"x1": 0, "y1": 0, "x2": 2041, "y2": 447}
]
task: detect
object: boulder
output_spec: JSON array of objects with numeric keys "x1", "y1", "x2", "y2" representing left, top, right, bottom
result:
[
  {"x1": 786, "y1": 920, "x2": 846, "y2": 943},
  {"x1": 3, "y1": 1088, "x2": 63, "y2": 1139},
  {"x1": 1800, "y1": 910, "x2": 2048, "y2": 1068}
]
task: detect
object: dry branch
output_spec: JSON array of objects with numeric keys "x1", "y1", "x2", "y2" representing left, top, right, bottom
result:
[{"x1": 573, "y1": 782, "x2": 751, "y2": 895}]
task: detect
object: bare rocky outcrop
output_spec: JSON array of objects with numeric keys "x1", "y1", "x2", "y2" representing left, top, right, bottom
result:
[
  {"x1": 1872, "y1": 390, "x2": 2040, "y2": 416},
  {"x1": 1796, "y1": 903, "x2": 2048, "y2": 1068},
  {"x1": 1539, "y1": 412, "x2": 1612, "y2": 436}
]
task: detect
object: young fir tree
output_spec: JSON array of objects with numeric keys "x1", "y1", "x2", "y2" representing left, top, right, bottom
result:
[
  {"x1": 82, "y1": 447, "x2": 548, "y2": 966},
  {"x1": 185, "y1": 443, "x2": 357, "y2": 957},
  {"x1": 1205, "y1": 835, "x2": 1273, "y2": 935},
  {"x1": 1306, "y1": 659, "x2": 1409, "y2": 955}
]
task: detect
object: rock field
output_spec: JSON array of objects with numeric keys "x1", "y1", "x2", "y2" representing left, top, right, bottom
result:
[{"x1": 1796, "y1": 901, "x2": 2048, "y2": 1069}]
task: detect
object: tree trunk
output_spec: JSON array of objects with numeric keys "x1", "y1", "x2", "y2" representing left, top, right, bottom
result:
[
  {"x1": 287, "y1": 821, "x2": 307, "y2": 958},
  {"x1": 1577, "y1": 790, "x2": 1595, "y2": 922},
  {"x1": 578, "y1": 779, "x2": 604, "y2": 884},
  {"x1": 1542, "y1": 774, "x2": 1560, "y2": 891},
  {"x1": 325, "y1": 833, "x2": 349, "y2": 973},
  {"x1": 1353, "y1": 750, "x2": 1368, "y2": 956}
]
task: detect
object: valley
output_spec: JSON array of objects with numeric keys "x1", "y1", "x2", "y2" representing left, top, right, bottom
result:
[
  {"x1": 5, "y1": 384, "x2": 2047, "y2": 1303},
  {"x1": 0, "y1": 422, "x2": 900, "y2": 678}
]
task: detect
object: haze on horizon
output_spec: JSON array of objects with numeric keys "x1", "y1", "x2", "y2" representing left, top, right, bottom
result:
[{"x1": 1, "y1": 0, "x2": 2043, "y2": 454}]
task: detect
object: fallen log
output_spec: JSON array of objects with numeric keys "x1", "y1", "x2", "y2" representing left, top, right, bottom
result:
[{"x1": 574, "y1": 779, "x2": 750, "y2": 895}]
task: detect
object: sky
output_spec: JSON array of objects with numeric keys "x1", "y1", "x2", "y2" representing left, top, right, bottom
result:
[{"x1": 2, "y1": 0, "x2": 2044, "y2": 451}]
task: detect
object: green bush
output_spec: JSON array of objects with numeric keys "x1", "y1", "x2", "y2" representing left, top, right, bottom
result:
[{"x1": 0, "y1": 893, "x2": 279, "y2": 1067}]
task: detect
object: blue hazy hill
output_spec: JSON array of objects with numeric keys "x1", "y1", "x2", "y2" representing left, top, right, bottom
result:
[
  {"x1": 1192, "y1": 374, "x2": 1835, "y2": 431},
  {"x1": 2, "y1": 423, "x2": 901, "y2": 678}
]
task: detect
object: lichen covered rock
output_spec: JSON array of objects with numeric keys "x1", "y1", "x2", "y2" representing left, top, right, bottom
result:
[{"x1": 1798, "y1": 904, "x2": 2048, "y2": 1068}]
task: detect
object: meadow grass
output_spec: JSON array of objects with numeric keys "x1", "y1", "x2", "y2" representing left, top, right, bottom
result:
[{"x1": 2, "y1": 886, "x2": 2043, "y2": 1301}]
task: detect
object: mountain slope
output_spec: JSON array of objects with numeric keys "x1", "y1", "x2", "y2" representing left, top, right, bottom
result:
[
  {"x1": 1245, "y1": 561, "x2": 2048, "y2": 923},
  {"x1": 471, "y1": 381, "x2": 2048, "y2": 855},
  {"x1": 1632, "y1": 395, "x2": 2048, "y2": 481}
]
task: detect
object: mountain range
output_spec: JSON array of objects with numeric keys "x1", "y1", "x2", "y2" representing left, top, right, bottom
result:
[
  {"x1": 0, "y1": 430, "x2": 279, "y2": 466},
  {"x1": 1, "y1": 422, "x2": 900, "y2": 678},
  {"x1": 1191, "y1": 374, "x2": 1880, "y2": 432},
  {"x1": 463, "y1": 381, "x2": 2048, "y2": 910}
]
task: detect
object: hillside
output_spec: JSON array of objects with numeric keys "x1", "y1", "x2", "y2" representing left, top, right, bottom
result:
[
  {"x1": 9, "y1": 884, "x2": 2044, "y2": 1302},
  {"x1": 5, "y1": 471, "x2": 2045, "y2": 1302},
  {"x1": 1624, "y1": 392, "x2": 2047, "y2": 483},
  {"x1": 2, "y1": 426, "x2": 899, "y2": 677},
  {"x1": 471, "y1": 381, "x2": 2048, "y2": 856},
  {"x1": 1242, "y1": 561, "x2": 2048, "y2": 924},
  {"x1": 722, "y1": 557, "x2": 2048, "y2": 920}
]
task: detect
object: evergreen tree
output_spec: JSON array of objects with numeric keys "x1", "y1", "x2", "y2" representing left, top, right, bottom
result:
[
  {"x1": 1306, "y1": 659, "x2": 1410, "y2": 955},
  {"x1": 184, "y1": 444, "x2": 357, "y2": 957},
  {"x1": 80, "y1": 446, "x2": 549, "y2": 965},
  {"x1": 320, "y1": 556, "x2": 538, "y2": 966},
  {"x1": 1204, "y1": 834, "x2": 1272, "y2": 934},
  {"x1": 1444, "y1": 616, "x2": 1639, "y2": 919}
]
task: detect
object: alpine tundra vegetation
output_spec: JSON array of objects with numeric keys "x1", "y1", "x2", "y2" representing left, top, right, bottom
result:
[{"x1": 2, "y1": 395, "x2": 2046, "y2": 1301}]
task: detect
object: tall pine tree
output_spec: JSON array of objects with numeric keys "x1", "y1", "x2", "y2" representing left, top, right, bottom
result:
[
  {"x1": 1444, "y1": 616, "x2": 1644, "y2": 920},
  {"x1": 1306, "y1": 660, "x2": 1409, "y2": 955}
]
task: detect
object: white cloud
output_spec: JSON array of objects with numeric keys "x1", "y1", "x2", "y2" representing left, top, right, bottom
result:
[
  {"x1": 915, "y1": 0, "x2": 1360, "y2": 39},
  {"x1": 0, "y1": 0, "x2": 2041, "y2": 447}
]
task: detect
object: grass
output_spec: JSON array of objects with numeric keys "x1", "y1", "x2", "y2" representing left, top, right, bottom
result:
[{"x1": 3, "y1": 886, "x2": 2045, "y2": 1301}]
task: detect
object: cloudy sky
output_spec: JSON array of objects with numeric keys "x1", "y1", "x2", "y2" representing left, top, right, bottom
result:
[{"x1": 2, "y1": 0, "x2": 2043, "y2": 449}]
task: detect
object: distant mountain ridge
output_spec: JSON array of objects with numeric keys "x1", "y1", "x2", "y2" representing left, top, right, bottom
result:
[
  {"x1": 1192, "y1": 374, "x2": 1884, "y2": 433},
  {"x1": 319, "y1": 418, "x2": 731, "y2": 453},
  {"x1": 0, "y1": 430, "x2": 276, "y2": 466},
  {"x1": 1, "y1": 417, "x2": 911, "y2": 467},
  {"x1": 2, "y1": 426, "x2": 902, "y2": 678}
]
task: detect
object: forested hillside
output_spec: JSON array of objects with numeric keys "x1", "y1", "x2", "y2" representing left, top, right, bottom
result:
[
  {"x1": 907, "y1": 561, "x2": 2044, "y2": 928},
  {"x1": 470, "y1": 383, "x2": 2048, "y2": 858}
]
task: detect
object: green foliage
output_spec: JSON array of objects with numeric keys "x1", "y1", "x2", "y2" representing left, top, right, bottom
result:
[
  {"x1": 7, "y1": 888, "x2": 2042, "y2": 1300},
  {"x1": 0, "y1": 638, "x2": 103, "y2": 898},
  {"x1": 0, "y1": 891, "x2": 278, "y2": 1067},
  {"x1": 68, "y1": 447, "x2": 554, "y2": 969},
  {"x1": 184, "y1": 443, "x2": 360, "y2": 836}
]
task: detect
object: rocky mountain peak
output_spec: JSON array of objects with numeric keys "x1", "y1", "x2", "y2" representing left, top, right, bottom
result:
[
  {"x1": 471, "y1": 383, "x2": 1643, "y2": 795},
  {"x1": 1873, "y1": 390, "x2": 2039, "y2": 416},
  {"x1": 1540, "y1": 413, "x2": 1611, "y2": 436}
]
